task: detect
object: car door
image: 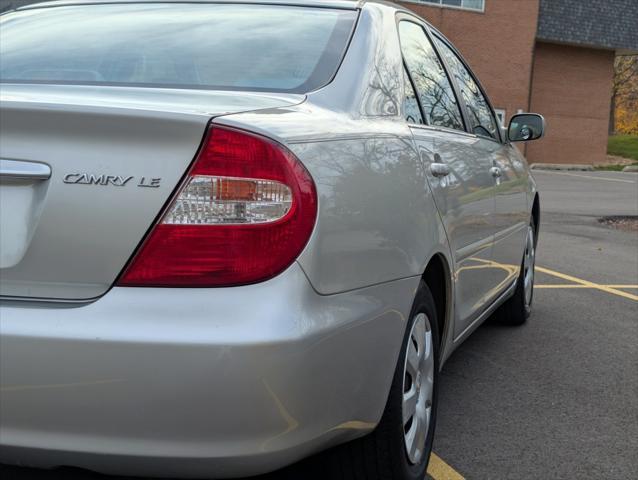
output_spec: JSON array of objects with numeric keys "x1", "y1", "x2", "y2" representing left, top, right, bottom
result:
[
  {"x1": 432, "y1": 34, "x2": 529, "y2": 297},
  {"x1": 398, "y1": 20, "x2": 500, "y2": 337}
]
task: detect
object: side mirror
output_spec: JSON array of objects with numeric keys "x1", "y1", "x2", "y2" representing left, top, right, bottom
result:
[{"x1": 508, "y1": 114, "x2": 546, "y2": 142}]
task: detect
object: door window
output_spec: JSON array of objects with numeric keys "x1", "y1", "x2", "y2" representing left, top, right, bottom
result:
[
  {"x1": 433, "y1": 36, "x2": 499, "y2": 140},
  {"x1": 399, "y1": 22, "x2": 464, "y2": 131}
]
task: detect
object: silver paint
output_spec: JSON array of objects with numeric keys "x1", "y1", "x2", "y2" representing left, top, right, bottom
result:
[
  {"x1": 0, "y1": 263, "x2": 418, "y2": 478},
  {"x1": 0, "y1": 1, "x2": 539, "y2": 477},
  {"x1": 0, "y1": 85, "x2": 303, "y2": 299}
]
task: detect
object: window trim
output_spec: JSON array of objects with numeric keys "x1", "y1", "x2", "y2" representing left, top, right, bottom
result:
[
  {"x1": 400, "y1": 0, "x2": 485, "y2": 14},
  {"x1": 427, "y1": 28, "x2": 503, "y2": 143},
  {"x1": 396, "y1": 14, "x2": 468, "y2": 133}
]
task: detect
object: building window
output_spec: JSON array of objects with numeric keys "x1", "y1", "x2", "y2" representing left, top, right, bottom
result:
[
  {"x1": 494, "y1": 109, "x2": 506, "y2": 127},
  {"x1": 418, "y1": 0, "x2": 485, "y2": 12}
]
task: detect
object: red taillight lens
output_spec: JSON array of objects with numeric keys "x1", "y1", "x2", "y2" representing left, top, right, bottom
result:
[{"x1": 117, "y1": 126, "x2": 317, "y2": 287}]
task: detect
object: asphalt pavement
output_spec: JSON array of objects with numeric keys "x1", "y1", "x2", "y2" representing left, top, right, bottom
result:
[
  {"x1": 431, "y1": 169, "x2": 638, "y2": 479},
  {"x1": 2, "y1": 170, "x2": 637, "y2": 480}
]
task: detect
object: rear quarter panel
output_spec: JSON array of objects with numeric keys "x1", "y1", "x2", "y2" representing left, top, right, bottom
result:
[{"x1": 215, "y1": 3, "x2": 452, "y2": 295}]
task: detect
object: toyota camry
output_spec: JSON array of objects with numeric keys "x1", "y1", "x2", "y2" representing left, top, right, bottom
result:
[{"x1": 0, "y1": 1, "x2": 543, "y2": 478}]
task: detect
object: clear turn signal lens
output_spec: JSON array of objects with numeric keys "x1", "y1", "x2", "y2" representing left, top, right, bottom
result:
[{"x1": 163, "y1": 176, "x2": 292, "y2": 225}]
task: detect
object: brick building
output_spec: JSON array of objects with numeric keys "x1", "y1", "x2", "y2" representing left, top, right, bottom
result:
[
  {"x1": 398, "y1": 0, "x2": 638, "y2": 165},
  {"x1": 2, "y1": 0, "x2": 637, "y2": 164}
]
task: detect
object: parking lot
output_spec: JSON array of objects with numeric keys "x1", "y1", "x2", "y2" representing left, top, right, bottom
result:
[
  {"x1": 2, "y1": 169, "x2": 637, "y2": 479},
  {"x1": 429, "y1": 169, "x2": 638, "y2": 479}
]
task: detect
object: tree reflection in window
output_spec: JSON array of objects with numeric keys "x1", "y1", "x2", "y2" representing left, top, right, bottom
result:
[
  {"x1": 434, "y1": 36, "x2": 498, "y2": 139},
  {"x1": 399, "y1": 22, "x2": 464, "y2": 131},
  {"x1": 403, "y1": 68, "x2": 424, "y2": 124}
]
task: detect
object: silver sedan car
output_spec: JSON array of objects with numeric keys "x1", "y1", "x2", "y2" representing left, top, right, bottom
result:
[{"x1": 0, "y1": 1, "x2": 543, "y2": 478}]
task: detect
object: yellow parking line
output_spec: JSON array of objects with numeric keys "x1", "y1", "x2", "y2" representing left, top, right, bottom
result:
[
  {"x1": 424, "y1": 270, "x2": 635, "y2": 480},
  {"x1": 535, "y1": 266, "x2": 638, "y2": 301},
  {"x1": 536, "y1": 284, "x2": 590, "y2": 289},
  {"x1": 536, "y1": 284, "x2": 638, "y2": 289},
  {"x1": 427, "y1": 453, "x2": 465, "y2": 480}
]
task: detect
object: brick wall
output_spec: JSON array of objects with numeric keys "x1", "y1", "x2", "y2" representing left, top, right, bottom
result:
[
  {"x1": 527, "y1": 42, "x2": 615, "y2": 165},
  {"x1": 398, "y1": 0, "x2": 540, "y2": 124}
]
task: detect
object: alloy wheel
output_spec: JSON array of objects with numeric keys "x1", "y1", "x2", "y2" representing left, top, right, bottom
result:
[
  {"x1": 523, "y1": 226, "x2": 536, "y2": 307},
  {"x1": 402, "y1": 312, "x2": 435, "y2": 464}
]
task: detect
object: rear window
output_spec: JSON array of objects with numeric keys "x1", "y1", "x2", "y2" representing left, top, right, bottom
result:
[{"x1": 0, "y1": 3, "x2": 357, "y2": 93}]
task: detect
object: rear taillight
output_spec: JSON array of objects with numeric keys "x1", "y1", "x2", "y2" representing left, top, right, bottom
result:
[{"x1": 117, "y1": 126, "x2": 317, "y2": 287}]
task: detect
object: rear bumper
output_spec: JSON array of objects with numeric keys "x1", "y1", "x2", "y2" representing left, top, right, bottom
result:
[{"x1": 0, "y1": 264, "x2": 417, "y2": 478}]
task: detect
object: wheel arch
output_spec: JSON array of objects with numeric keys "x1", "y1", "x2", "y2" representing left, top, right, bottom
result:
[
  {"x1": 532, "y1": 193, "x2": 540, "y2": 246},
  {"x1": 421, "y1": 252, "x2": 453, "y2": 361}
]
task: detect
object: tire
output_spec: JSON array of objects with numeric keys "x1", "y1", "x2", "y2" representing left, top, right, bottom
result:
[
  {"x1": 306, "y1": 281, "x2": 441, "y2": 480},
  {"x1": 495, "y1": 221, "x2": 536, "y2": 325}
]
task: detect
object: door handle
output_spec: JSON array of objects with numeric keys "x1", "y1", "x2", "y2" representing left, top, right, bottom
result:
[
  {"x1": 430, "y1": 163, "x2": 450, "y2": 178},
  {"x1": 490, "y1": 166, "x2": 502, "y2": 178},
  {"x1": 0, "y1": 159, "x2": 51, "y2": 181}
]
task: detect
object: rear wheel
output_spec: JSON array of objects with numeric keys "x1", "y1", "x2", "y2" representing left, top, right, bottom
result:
[
  {"x1": 495, "y1": 221, "x2": 536, "y2": 325},
  {"x1": 310, "y1": 281, "x2": 440, "y2": 480}
]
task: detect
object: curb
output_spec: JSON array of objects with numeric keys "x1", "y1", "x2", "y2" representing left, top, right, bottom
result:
[
  {"x1": 530, "y1": 163, "x2": 594, "y2": 172},
  {"x1": 622, "y1": 165, "x2": 638, "y2": 172}
]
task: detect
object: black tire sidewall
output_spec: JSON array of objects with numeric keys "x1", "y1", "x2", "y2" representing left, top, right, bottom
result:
[
  {"x1": 385, "y1": 281, "x2": 441, "y2": 479},
  {"x1": 496, "y1": 220, "x2": 535, "y2": 325}
]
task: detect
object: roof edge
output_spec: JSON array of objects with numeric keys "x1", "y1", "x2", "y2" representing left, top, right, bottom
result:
[
  {"x1": 15, "y1": 0, "x2": 361, "y2": 11},
  {"x1": 536, "y1": 36, "x2": 638, "y2": 55}
]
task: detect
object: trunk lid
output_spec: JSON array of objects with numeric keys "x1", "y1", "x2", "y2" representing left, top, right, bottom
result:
[{"x1": 0, "y1": 84, "x2": 303, "y2": 300}]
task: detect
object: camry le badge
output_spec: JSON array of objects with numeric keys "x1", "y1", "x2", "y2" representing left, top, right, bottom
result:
[{"x1": 63, "y1": 173, "x2": 161, "y2": 188}]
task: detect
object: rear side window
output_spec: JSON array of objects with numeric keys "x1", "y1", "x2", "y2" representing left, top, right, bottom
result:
[
  {"x1": 403, "y1": 68, "x2": 424, "y2": 125},
  {"x1": 399, "y1": 21, "x2": 464, "y2": 131},
  {"x1": 433, "y1": 36, "x2": 499, "y2": 139},
  {"x1": 0, "y1": 4, "x2": 357, "y2": 93}
]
